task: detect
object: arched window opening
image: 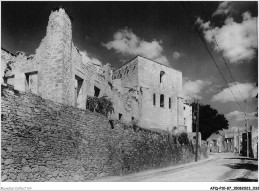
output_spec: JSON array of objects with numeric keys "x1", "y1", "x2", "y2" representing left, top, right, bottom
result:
[{"x1": 160, "y1": 71, "x2": 165, "y2": 83}]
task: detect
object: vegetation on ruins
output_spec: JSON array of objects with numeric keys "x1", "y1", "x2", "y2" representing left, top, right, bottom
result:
[
  {"x1": 86, "y1": 95, "x2": 114, "y2": 117},
  {"x1": 177, "y1": 132, "x2": 190, "y2": 145},
  {"x1": 191, "y1": 101, "x2": 229, "y2": 140},
  {"x1": 4, "y1": 61, "x2": 13, "y2": 75}
]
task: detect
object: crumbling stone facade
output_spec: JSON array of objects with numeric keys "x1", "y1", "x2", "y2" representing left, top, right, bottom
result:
[
  {"x1": 111, "y1": 56, "x2": 186, "y2": 132},
  {"x1": 2, "y1": 9, "x2": 75, "y2": 106},
  {"x1": 2, "y1": 8, "x2": 189, "y2": 132},
  {"x1": 1, "y1": 8, "x2": 112, "y2": 110}
]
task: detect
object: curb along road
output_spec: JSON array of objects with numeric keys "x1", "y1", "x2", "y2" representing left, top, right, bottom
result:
[{"x1": 94, "y1": 155, "x2": 215, "y2": 182}]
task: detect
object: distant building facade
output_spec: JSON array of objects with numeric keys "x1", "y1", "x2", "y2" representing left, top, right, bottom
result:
[
  {"x1": 1, "y1": 8, "x2": 190, "y2": 132},
  {"x1": 208, "y1": 127, "x2": 258, "y2": 158},
  {"x1": 241, "y1": 126, "x2": 258, "y2": 158},
  {"x1": 207, "y1": 133, "x2": 225, "y2": 153},
  {"x1": 183, "y1": 103, "x2": 192, "y2": 133},
  {"x1": 251, "y1": 126, "x2": 258, "y2": 159}
]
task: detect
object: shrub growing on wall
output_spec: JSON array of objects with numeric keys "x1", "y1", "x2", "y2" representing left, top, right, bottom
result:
[
  {"x1": 177, "y1": 132, "x2": 190, "y2": 145},
  {"x1": 86, "y1": 96, "x2": 114, "y2": 117},
  {"x1": 86, "y1": 96, "x2": 99, "y2": 112}
]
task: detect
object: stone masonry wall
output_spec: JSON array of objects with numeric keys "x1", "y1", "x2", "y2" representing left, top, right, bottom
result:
[
  {"x1": 38, "y1": 8, "x2": 73, "y2": 106},
  {"x1": 1, "y1": 85, "x2": 208, "y2": 182},
  {"x1": 138, "y1": 56, "x2": 184, "y2": 131}
]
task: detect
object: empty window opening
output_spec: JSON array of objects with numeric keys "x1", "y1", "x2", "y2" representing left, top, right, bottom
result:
[
  {"x1": 25, "y1": 71, "x2": 38, "y2": 94},
  {"x1": 160, "y1": 94, "x2": 164, "y2": 108},
  {"x1": 192, "y1": 124, "x2": 196, "y2": 132},
  {"x1": 5, "y1": 76, "x2": 14, "y2": 86},
  {"x1": 109, "y1": 120, "x2": 114, "y2": 129},
  {"x1": 132, "y1": 117, "x2": 134, "y2": 121},
  {"x1": 119, "y1": 113, "x2": 122, "y2": 120},
  {"x1": 184, "y1": 106, "x2": 186, "y2": 110},
  {"x1": 160, "y1": 71, "x2": 165, "y2": 83},
  {"x1": 94, "y1": 86, "x2": 100, "y2": 97},
  {"x1": 124, "y1": 66, "x2": 129, "y2": 75},
  {"x1": 75, "y1": 75, "x2": 83, "y2": 108},
  {"x1": 153, "y1": 94, "x2": 156, "y2": 106},
  {"x1": 169, "y1": 98, "x2": 171, "y2": 108}
]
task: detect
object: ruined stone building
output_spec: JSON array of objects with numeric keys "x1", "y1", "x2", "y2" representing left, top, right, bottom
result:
[
  {"x1": 1, "y1": 8, "x2": 111, "y2": 110},
  {"x1": 111, "y1": 56, "x2": 187, "y2": 132},
  {"x1": 1, "y1": 8, "x2": 192, "y2": 133}
]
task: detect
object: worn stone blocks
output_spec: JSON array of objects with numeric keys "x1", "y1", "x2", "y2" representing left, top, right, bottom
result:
[{"x1": 1, "y1": 84, "x2": 208, "y2": 182}]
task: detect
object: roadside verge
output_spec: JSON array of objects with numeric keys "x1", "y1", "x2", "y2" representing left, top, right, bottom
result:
[{"x1": 94, "y1": 155, "x2": 215, "y2": 182}]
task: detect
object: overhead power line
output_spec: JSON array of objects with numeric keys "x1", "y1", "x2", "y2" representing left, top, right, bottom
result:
[
  {"x1": 199, "y1": 2, "x2": 256, "y2": 110},
  {"x1": 181, "y1": 2, "x2": 247, "y2": 116}
]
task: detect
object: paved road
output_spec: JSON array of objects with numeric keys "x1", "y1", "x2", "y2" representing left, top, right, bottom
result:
[{"x1": 96, "y1": 153, "x2": 258, "y2": 182}]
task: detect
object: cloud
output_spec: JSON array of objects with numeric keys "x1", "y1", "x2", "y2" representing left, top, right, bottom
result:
[
  {"x1": 102, "y1": 28, "x2": 169, "y2": 65},
  {"x1": 80, "y1": 50, "x2": 102, "y2": 66},
  {"x1": 195, "y1": 17, "x2": 211, "y2": 30},
  {"x1": 212, "y1": 1, "x2": 233, "y2": 17},
  {"x1": 173, "y1": 51, "x2": 182, "y2": 60},
  {"x1": 211, "y1": 82, "x2": 257, "y2": 103},
  {"x1": 225, "y1": 110, "x2": 257, "y2": 121},
  {"x1": 196, "y1": 12, "x2": 257, "y2": 63},
  {"x1": 207, "y1": 84, "x2": 223, "y2": 94},
  {"x1": 183, "y1": 79, "x2": 212, "y2": 100}
]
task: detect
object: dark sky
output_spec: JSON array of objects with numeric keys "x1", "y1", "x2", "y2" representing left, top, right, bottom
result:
[{"x1": 1, "y1": 1, "x2": 258, "y2": 130}]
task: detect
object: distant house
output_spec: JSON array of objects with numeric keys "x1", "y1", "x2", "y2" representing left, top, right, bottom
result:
[
  {"x1": 241, "y1": 126, "x2": 258, "y2": 158},
  {"x1": 251, "y1": 126, "x2": 258, "y2": 159},
  {"x1": 207, "y1": 133, "x2": 224, "y2": 153}
]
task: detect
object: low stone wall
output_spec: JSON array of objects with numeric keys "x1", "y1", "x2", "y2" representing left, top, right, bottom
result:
[{"x1": 1, "y1": 85, "x2": 208, "y2": 182}]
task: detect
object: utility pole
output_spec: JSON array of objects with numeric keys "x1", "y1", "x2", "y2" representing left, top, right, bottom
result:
[
  {"x1": 244, "y1": 100, "x2": 250, "y2": 158},
  {"x1": 177, "y1": 97, "x2": 179, "y2": 127},
  {"x1": 238, "y1": 128, "x2": 240, "y2": 155},
  {"x1": 195, "y1": 100, "x2": 199, "y2": 162},
  {"x1": 233, "y1": 129, "x2": 235, "y2": 153},
  {"x1": 246, "y1": 119, "x2": 249, "y2": 157}
]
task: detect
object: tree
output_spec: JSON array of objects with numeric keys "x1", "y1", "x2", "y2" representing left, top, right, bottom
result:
[{"x1": 191, "y1": 102, "x2": 229, "y2": 140}]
